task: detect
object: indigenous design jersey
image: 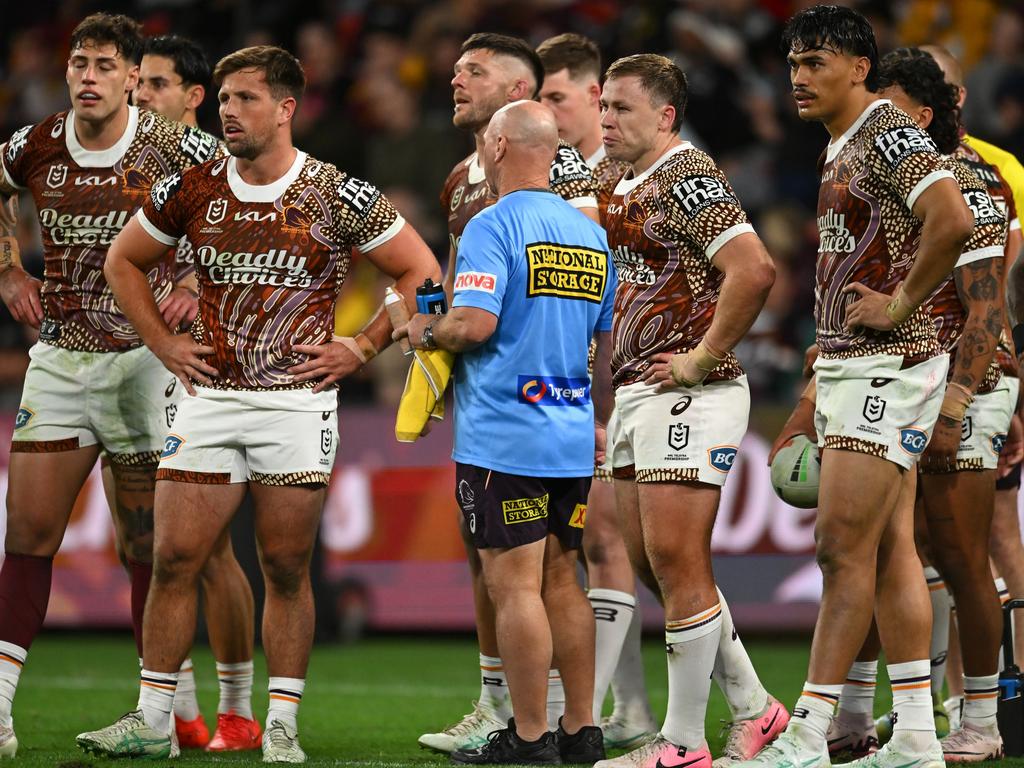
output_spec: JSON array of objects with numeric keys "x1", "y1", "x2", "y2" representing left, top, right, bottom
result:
[
  {"x1": 588, "y1": 145, "x2": 629, "y2": 227},
  {"x1": 956, "y1": 139, "x2": 1019, "y2": 380},
  {"x1": 441, "y1": 139, "x2": 597, "y2": 257},
  {"x1": 138, "y1": 150, "x2": 403, "y2": 391},
  {"x1": 603, "y1": 142, "x2": 754, "y2": 388},
  {"x1": 0, "y1": 107, "x2": 220, "y2": 352},
  {"x1": 815, "y1": 99, "x2": 956, "y2": 361},
  {"x1": 923, "y1": 157, "x2": 1006, "y2": 393}
]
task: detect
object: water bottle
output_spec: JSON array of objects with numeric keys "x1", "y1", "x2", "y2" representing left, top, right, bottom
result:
[
  {"x1": 999, "y1": 599, "x2": 1024, "y2": 755},
  {"x1": 416, "y1": 278, "x2": 447, "y2": 316}
]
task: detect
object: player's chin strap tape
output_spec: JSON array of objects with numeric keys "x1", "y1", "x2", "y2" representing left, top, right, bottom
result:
[
  {"x1": 940, "y1": 381, "x2": 975, "y2": 422},
  {"x1": 670, "y1": 338, "x2": 727, "y2": 387},
  {"x1": 333, "y1": 332, "x2": 378, "y2": 364},
  {"x1": 884, "y1": 286, "x2": 917, "y2": 326}
]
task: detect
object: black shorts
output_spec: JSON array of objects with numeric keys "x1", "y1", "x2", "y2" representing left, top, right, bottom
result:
[
  {"x1": 997, "y1": 462, "x2": 1022, "y2": 491},
  {"x1": 455, "y1": 463, "x2": 591, "y2": 550}
]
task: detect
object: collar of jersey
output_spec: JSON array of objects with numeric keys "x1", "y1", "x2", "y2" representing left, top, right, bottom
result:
[
  {"x1": 466, "y1": 152, "x2": 486, "y2": 184},
  {"x1": 825, "y1": 98, "x2": 890, "y2": 164},
  {"x1": 65, "y1": 105, "x2": 139, "y2": 168},
  {"x1": 227, "y1": 149, "x2": 307, "y2": 203},
  {"x1": 614, "y1": 141, "x2": 693, "y2": 195},
  {"x1": 586, "y1": 145, "x2": 606, "y2": 170}
]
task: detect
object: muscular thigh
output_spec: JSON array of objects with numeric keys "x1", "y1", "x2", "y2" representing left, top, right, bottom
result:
[
  {"x1": 250, "y1": 483, "x2": 325, "y2": 565},
  {"x1": 816, "y1": 448, "x2": 903, "y2": 550},
  {"x1": 108, "y1": 461, "x2": 158, "y2": 561},
  {"x1": 153, "y1": 480, "x2": 244, "y2": 564}
]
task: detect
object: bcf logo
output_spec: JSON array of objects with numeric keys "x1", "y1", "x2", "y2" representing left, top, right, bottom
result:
[
  {"x1": 993, "y1": 433, "x2": 1008, "y2": 455},
  {"x1": 899, "y1": 427, "x2": 928, "y2": 456},
  {"x1": 161, "y1": 434, "x2": 185, "y2": 459},
  {"x1": 709, "y1": 446, "x2": 738, "y2": 473}
]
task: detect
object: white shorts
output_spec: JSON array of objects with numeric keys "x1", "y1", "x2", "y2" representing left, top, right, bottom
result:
[
  {"x1": 955, "y1": 375, "x2": 1018, "y2": 471},
  {"x1": 156, "y1": 386, "x2": 338, "y2": 486},
  {"x1": 12, "y1": 342, "x2": 178, "y2": 464},
  {"x1": 813, "y1": 353, "x2": 949, "y2": 470},
  {"x1": 607, "y1": 377, "x2": 749, "y2": 486}
]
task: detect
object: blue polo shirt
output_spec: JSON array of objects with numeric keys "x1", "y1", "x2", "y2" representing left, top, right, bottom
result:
[{"x1": 451, "y1": 189, "x2": 615, "y2": 477}]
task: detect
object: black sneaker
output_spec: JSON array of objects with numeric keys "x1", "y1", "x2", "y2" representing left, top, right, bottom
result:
[
  {"x1": 451, "y1": 719, "x2": 561, "y2": 765},
  {"x1": 556, "y1": 718, "x2": 605, "y2": 764}
]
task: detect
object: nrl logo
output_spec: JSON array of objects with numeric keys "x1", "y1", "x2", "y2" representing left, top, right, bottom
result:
[
  {"x1": 46, "y1": 164, "x2": 68, "y2": 189},
  {"x1": 668, "y1": 423, "x2": 690, "y2": 450},
  {"x1": 206, "y1": 199, "x2": 227, "y2": 225}
]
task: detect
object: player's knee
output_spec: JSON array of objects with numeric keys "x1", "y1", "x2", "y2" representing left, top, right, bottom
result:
[
  {"x1": 814, "y1": 536, "x2": 864, "y2": 579},
  {"x1": 3, "y1": 514, "x2": 62, "y2": 557},
  {"x1": 119, "y1": 530, "x2": 154, "y2": 563},
  {"x1": 152, "y1": 540, "x2": 205, "y2": 584},
  {"x1": 261, "y1": 550, "x2": 310, "y2": 597}
]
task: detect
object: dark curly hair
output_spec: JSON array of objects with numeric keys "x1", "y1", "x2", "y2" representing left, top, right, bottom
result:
[
  {"x1": 782, "y1": 5, "x2": 879, "y2": 92},
  {"x1": 879, "y1": 47, "x2": 960, "y2": 154}
]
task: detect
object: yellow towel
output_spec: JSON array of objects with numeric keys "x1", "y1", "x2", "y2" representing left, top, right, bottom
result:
[{"x1": 396, "y1": 348, "x2": 455, "y2": 442}]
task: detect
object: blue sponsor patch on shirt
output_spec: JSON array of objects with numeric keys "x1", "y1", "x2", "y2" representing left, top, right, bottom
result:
[
  {"x1": 993, "y1": 433, "x2": 1007, "y2": 454},
  {"x1": 517, "y1": 375, "x2": 590, "y2": 406},
  {"x1": 899, "y1": 427, "x2": 928, "y2": 455}
]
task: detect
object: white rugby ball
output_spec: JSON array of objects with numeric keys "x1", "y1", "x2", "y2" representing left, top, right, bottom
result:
[{"x1": 770, "y1": 434, "x2": 820, "y2": 509}]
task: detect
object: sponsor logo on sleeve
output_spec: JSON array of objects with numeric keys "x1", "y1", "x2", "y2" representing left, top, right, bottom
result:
[
  {"x1": 670, "y1": 174, "x2": 739, "y2": 218},
  {"x1": 568, "y1": 503, "x2": 587, "y2": 529},
  {"x1": 517, "y1": 375, "x2": 590, "y2": 406},
  {"x1": 525, "y1": 242, "x2": 607, "y2": 302},
  {"x1": 898, "y1": 427, "x2": 929, "y2": 456},
  {"x1": 454, "y1": 271, "x2": 497, "y2": 294},
  {"x1": 993, "y1": 433, "x2": 1007, "y2": 455},
  {"x1": 962, "y1": 189, "x2": 1004, "y2": 227},
  {"x1": 179, "y1": 127, "x2": 219, "y2": 164},
  {"x1": 501, "y1": 493, "x2": 549, "y2": 525},
  {"x1": 874, "y1": 126, "x2": 937, "y2": 169},
  {"x1": 709, "y1": 445, "x2": 738, "y2": 473},
  {"x1": 550, "y1": 145, "x2": 592, "y2": 183},
  {"x1": 14, "y1": 407, "x2": 34, "y2": 429},
  {"x1": 5, "y1": 124, "x2": 32, "y2": 165},
  {"x1": 150, "y1": 172, "x2": 182, "y2": 212},
  {"x1": 337, "y1": 176, "x2": 382, "y2": 217},
  {"x1": 161, "y1": 434, "x2": 185, "y2": 459}
]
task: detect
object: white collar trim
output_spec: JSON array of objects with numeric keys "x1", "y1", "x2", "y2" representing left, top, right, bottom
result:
[
  {"x1": 614, "y1": 141, "x2": 693, "y2": 195},
  {"x1": 825, "y1": 99, "x2": 889, "y2": 164},
  {"x1": 227, "y1": 150, "x2": 306, "y2": 203},
  {"x1": 65, "y1": 105, "x2": 138, "y2": 167}
]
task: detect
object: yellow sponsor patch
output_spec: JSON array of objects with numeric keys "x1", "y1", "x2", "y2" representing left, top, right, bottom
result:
[
  {"x1": 568, "y1": 503, "x2": 587, "y2": 529},
  {"x1": 502, "y1": 493, "x2": 549, "y2": 525},
  {"x1": 526, "y1": 242, "x2": 607, "y2": 302}
]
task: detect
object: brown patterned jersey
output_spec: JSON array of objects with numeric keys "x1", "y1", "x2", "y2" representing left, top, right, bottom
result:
[
  {"x1": 816, "y1": 100, "x2": 957, "y2": 361},
  {"x1": 0, "y1": 107, "x2": 221, "y2": 351},
  {"x1": 589, "y1": 147, "x2": 629, "y2": 227},
  {"x1": 923, "y1": 156, "x2": 1006, "y2": 392},
  {"x1": 440, "y1": 139, "x2": 597, "y2": 258},
  {"x1": 139, "y1": 150, "x2": 403, "y2": 391},
  {"x1": 603, "y1": 142, "x2": 755, "y2": 388},
  {"x1": 955, "y1": 140, "x2": 1019, "y2": 380}
]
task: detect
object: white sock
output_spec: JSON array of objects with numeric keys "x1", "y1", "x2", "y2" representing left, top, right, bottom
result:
[
  {"x1": 661, "y1": 603, "x2": 722, "y2": 749},
  {"x1": 610, "y1": 604, "x2": 654, "y2": 723},
  {"x1": 996, "y1": 577, "x2": 1010, "y2": 606},
  {"x1": 216, "y1": 661, "x2": 254, "y2": 719},
  {"x1": 589, "y1": 588, "x2": 635, "y2": 722},
  {"x1": 138, "y1": 669, "x2": 178, "y2": 734},
  {"x1": 924, "y1": 566, "x2": 951, "y2": 698},
  {"x1": 479, "y1": 654, "x2": 511, "y2": 720},
  {"x1": 889, "y1": 660, "x2": 934, "y2": 733},
  {"x1": 713, "y1": 588, "x2": 768, "y2": 719},
  {"x1": 963, "y1": 674, "x2": 999, "y2": 729},
  {"x1": 0, "y1": 642, "x2": 26, "y2": 727},
  {"x1": 838, "y1": 660, "x2": 877, "y2": 717},
  {"x1": 267, "y1": 677, "x2": 304, "y2": 731},
  {"x1": 173, "y1": 658, "x2": 200, "y2": 720},
  {"x1": 789, "y1": 683, "x2": 841, "y2": 746},
  {"x1": 547, "y1": 669, "x2": 565, "y2": 731}
]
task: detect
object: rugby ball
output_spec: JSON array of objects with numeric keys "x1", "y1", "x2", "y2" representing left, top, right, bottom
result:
[{"x1": 770, "y1": 434, "x2": 820, "y2": 509}]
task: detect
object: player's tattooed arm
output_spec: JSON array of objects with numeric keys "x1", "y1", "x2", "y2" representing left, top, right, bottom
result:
[
  {"x1": 0, "y1": 187, "x2": 43, "y2": 328},
  {"x1": 951, "y1": 256, "x2": 1003, "y2": 393}
]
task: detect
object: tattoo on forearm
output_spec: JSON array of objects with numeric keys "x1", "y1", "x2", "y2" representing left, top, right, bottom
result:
[
  {"x1": 0, "y1": 195, "x2": 19, "y2": 270},
  {"x1": 952, "y1": 258, "x2": 1003, "y2": 390}
]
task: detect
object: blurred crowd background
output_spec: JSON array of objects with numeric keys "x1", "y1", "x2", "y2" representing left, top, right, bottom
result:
[{"x1": 2, "y1": 0, "x2": 1024, "y2": 412}]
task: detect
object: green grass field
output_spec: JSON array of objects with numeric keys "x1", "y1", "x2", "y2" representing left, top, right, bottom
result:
[{"x1": 7, "y1": 633, "x2": 1018, "y2": 767}]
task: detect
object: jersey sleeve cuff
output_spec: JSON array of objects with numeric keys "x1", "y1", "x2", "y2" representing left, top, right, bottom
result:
[
  {"x1": 451, "y1": 293, "x2": 501, "y2": 316},
  {"x1": 954, "y1": 245, "x2": 1004, "y2": 268},
  {"x1": 905, "y1": 169, "x2": 955, "y2": 211},
  {"x1": 136, "y1": 210, "x2": 179, "y2": 246},
  {"x1": 357, "y1": 215, "x2": 405, "y2": 252},
  {"x1": 1, "y1": 159, "x2": 25, "y2": 191},
  {"x1": 1011, "y1": 217, "x2": 1020, "y2": 232},
  {"x1": 705, "y1": 223, "x2": 755, "y2": 260},
  {"x1": 567, "y1": 197, "x2": 598, "y2": 210}
]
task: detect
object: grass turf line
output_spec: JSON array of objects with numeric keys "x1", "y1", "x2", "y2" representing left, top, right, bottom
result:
[{"x1": 7, "y1": 635, "x2": 1015, "y2": 767}]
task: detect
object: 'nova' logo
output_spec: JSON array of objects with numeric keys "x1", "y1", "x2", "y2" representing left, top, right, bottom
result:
[{"x1": 899, "y1": 427, "x2": 928, "y2": 455}]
